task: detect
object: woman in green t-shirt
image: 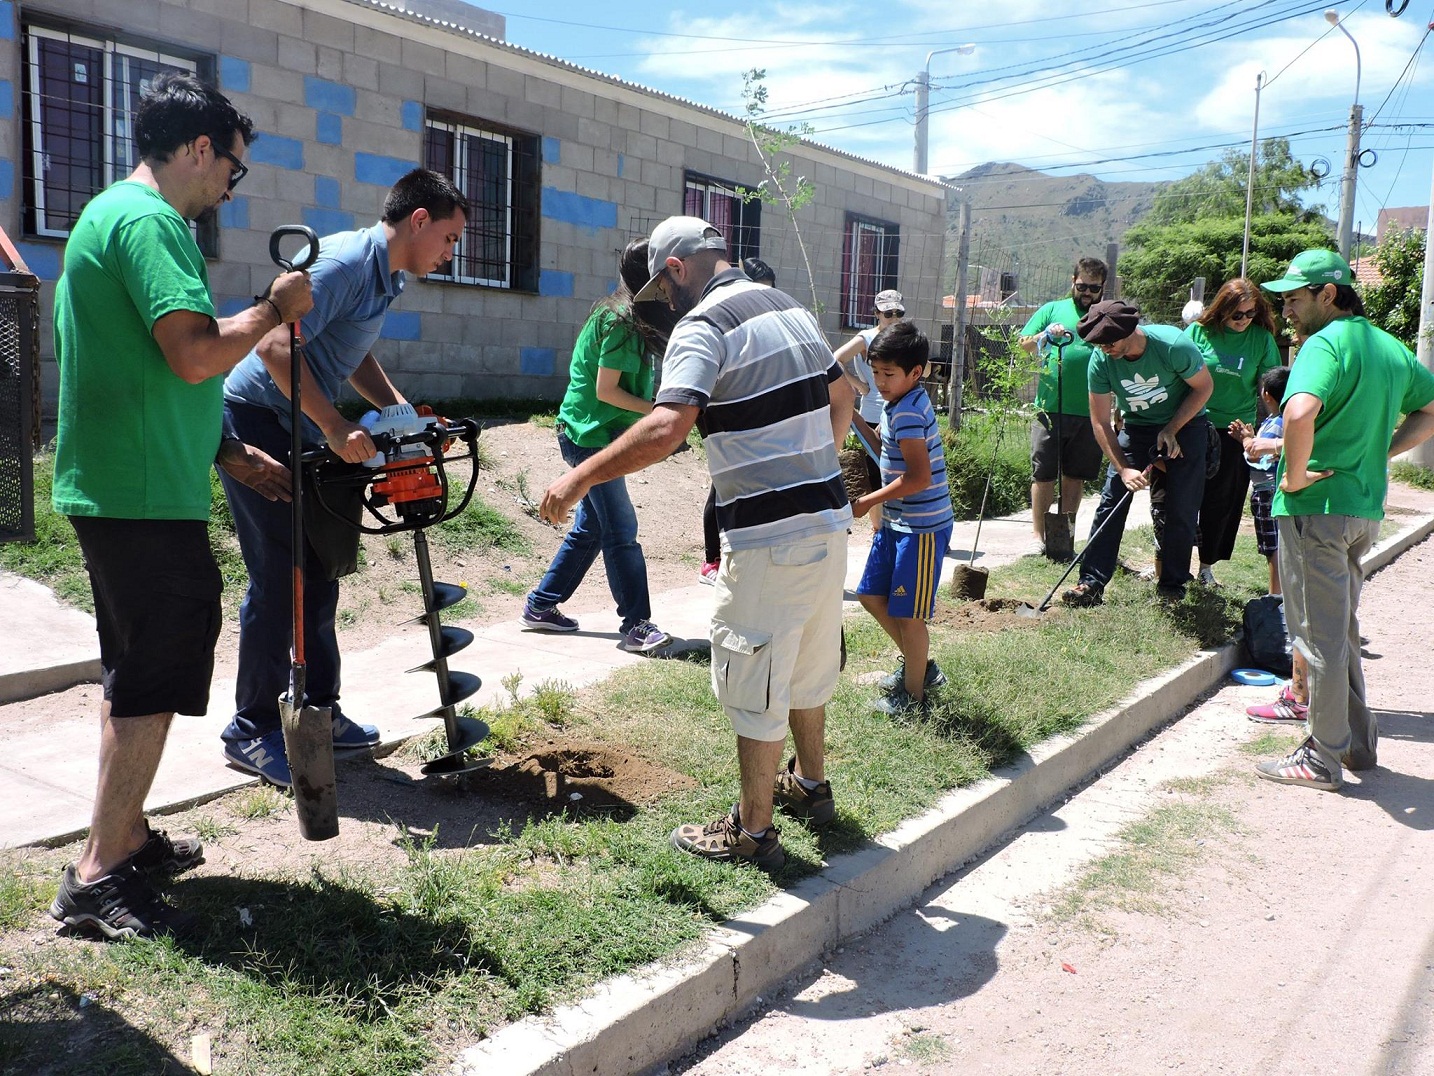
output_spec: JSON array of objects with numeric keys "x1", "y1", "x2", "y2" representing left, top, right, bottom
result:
[
  {"x1": 1183, "y1": 279, "x2": 1281, "y2": 586},
  {"x1": 520, "y1": 240, "x2": 679, "y2": 654}
]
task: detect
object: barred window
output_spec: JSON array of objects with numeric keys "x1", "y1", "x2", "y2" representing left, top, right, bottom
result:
[
  {"x1": 841, "y1": 213, "x2": 900, "y2": 328},
  {"x1": 424, "y1": 115, "x2": 539, "y2": 291},
  {"x1": 683, "y1": 173, "x2": 761, "y2": 264},
  {"x1": 22, "y1": 25, "x2": 214, "y2": 252}
]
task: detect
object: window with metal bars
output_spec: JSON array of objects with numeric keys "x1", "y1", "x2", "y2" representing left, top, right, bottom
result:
[
  {"x1": 840, "y1": 213, "x2": 900, "y2": 329},
  {"x1": 682, "y1": 173, "x2": 761, "y2": 264},
  {"x1": 424, "y1": 114, "x2": 539, "y2": 291},
  {"x1": 21, "y1": 24, "x2": 217, "y2": 254}
]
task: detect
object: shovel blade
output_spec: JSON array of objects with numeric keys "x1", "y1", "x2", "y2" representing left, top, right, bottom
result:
[{"x1": 279, "y1": 695, "x2": 339, "y2": 841}]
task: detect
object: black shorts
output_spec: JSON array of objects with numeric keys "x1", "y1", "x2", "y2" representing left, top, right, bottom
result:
[
  {"x1": 70, "y1": 516, "x2": 223, "y2": 718},
  {"x1": 1031, "y1": 413, "x2": 1103, "y2": 481}
]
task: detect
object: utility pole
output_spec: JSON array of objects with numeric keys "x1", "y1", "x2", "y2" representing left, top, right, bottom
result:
[
  {"x1": 947, "y1": 199, "x2": 971, "y2": 429},
  {"x1": 1241, "y1": 71, "x2": 1264, "y2": 278},
  {"x1": 1336, "y1": 103, "x2": 1364, "y2": 259},
  {"x1": 1411, "y1": 160, "x2": 1434, "y2": 468},
  {"x1": 914, "y1": 69, "x2": 930, "y2": 175}
]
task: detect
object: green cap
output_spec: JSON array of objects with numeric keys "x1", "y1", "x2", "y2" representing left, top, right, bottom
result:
[{"x1": 1261, "y1": 249, "x2": 1353, "y2": 293}]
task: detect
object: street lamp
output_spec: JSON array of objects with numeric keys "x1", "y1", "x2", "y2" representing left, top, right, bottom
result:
[
  {"x1": 1325, "y1": 9, "x2": 1363, "y2": 258},
  {"x1": 914, "y1": 43, "x2": 975, "y2": 175},
  {"x1": 1241, "y1": 70, "x2": 1265, "y2": 279}
]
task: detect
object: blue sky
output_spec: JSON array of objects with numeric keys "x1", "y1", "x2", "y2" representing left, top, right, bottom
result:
[{"x1": 482, "y1": 1, "x2": 1433, "y2": 244}]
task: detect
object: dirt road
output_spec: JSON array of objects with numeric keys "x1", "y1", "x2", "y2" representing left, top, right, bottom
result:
[{"x1": 666, "y1": 536, "x2": 1434, "y2": 1076}]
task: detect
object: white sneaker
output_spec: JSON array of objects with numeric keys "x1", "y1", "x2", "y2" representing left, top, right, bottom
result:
[{"x1": 1196, "y1": 566, "x2": 1220, "y2": 587}]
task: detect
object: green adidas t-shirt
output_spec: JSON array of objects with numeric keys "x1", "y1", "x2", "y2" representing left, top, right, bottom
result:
[
  {"x1": 1273, "y1": 316, "x2": 1434, "y2": 521},
  {"x1": 1086, "y1": 324, "x2": 1206, "y2": 428},
  {"x1": 1183, "y1": 322, "x2": 1282, "y2": 427},
  {"x1": 558, "y1": 306, "x2": 656, "y2": 448},
  {"x1": 51, "y1": 182, "x2": 221, "y2": 520},
  {"x1": 1021, "y1": 296, "x2": 1095, "y2": 416}
]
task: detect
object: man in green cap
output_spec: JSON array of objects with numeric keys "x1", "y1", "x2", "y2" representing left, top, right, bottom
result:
[{"x1": 1254, "y1": 249, "x2": 1434, "y2": 791}]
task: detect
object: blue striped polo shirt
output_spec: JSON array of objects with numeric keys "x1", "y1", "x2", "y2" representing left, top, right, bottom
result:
[{"x1": 880, "y1": 385, "x2": 953, "y2": 533}]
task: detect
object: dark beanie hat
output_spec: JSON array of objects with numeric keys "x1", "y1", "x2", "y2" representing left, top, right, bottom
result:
[{"x1": 1077, "y1": 300, "x2": 1141, "y2": 345}]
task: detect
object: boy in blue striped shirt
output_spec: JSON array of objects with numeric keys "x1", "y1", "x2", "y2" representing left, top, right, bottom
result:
[{"x1": 851, "y1": 321, "x2": 954, "y2": 716}]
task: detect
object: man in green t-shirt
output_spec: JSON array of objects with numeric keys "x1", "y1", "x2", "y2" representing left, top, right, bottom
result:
[
  {"x1": 1060, "y1": 300, "x2": 1213, "y2": 607},
  {"x1": 1019, "y1": 257, "x2": 1109, "y2": 552},
  {"x1": 1253, "y1": 249, "x2": 1434, "y2": 792},
  {"x1": 48, "y1": 74, "x2": 313, "y2": 940}
]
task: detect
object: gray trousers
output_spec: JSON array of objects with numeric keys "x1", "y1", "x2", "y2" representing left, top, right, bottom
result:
[{"x1": 1276, "y1": 513, "x2": 1380, "y2": 765}]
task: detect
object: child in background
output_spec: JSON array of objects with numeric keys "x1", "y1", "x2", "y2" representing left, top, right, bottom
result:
[
  {"x1": 1231, "y1": 365, "x2": 1309, "y2": 726},
  {"x1": 850, "y1": 321, "x2": 954, "y2": 716},
  {"x1": 1230, "y1": 365, "x2": 1290, "y2": 595}
]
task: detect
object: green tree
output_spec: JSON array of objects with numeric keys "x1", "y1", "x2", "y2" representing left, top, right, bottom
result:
[
  {"x1": 1361, "y1": 226, "x2": 1425, "y2": 351},
  {"x1": 1120, "y1": 213, "x2": 1334, "y2": 323},
  {"x1": 1144, "y1": 137, "x2": 1326, "y2": 226}
]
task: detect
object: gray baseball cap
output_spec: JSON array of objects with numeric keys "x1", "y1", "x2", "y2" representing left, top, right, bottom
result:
[{"x1": 632, "y1": 216, "x2": 728, "y2": 301}]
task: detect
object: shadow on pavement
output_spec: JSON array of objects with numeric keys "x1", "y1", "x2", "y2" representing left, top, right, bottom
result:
[{"x1": 0, "y1": 982, "x2": 191, "y2": 1076}]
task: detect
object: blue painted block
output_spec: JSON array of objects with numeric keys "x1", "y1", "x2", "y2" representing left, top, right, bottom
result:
[
  {"x1": 0, "y1": 2, "x2": 15, "y2": 41},
  {"x1": 542, "y1": 136, "x2": 561, "y2": 165},
  {"x1": 219, "y1": 56, "x2": 251, "y2": 94},
  {"x1": 380, "y1": 311, "x2": 422, "y2": 341},
  {"x1": 0, "y1": 159, "x2": 12, "y2": 201},
  {"x1": 218, "y1": 296, "x2": 251, "y2": 318},
  {"x1": 541, "y1": 188, "x2": 617, "y2": 232},
  {"x1": 355, "y1": 152, "x2": 415, "y2": 187},
  {"x1": 539, "y1": 269, "x2": 574, "y2": 298},
  {"x1": 316, "y1": 112, "x2": 343, "y2": 145},
  {"x1": 249, "y1": 134, "x2": 304, "y2": 170},
  {"x1": 302, "y1": 207, "x2": 355, "y2": 236},
  {"x1": 616, "y1": 154, "x2": 624, "y2": 178},
  {"x1": 0, "y1": 80, "x2": 13, "y2": 120},
  {"x1": 520, "y1": 347, "x2": 556, "y2": 377},
  {"x1": 314, "y1": 175, "x2": 341, "y2": 208},
  {"x1": 401, "y1": 100, "x2": 424, "y2": 132},
  {"x1": 304, "y1": 77, "x2": 356, "y2": 116},
  {"x1": 16, "y1": 242, "x2": 60, "y2": 280},
  {"x1": 218, "y1": 196, "x2": 249, "y2": 230}
]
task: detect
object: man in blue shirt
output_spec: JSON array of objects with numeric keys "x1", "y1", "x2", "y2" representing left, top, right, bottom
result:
[{"x1": 219, "y1": 168, "x2": 468, "y2": 786}]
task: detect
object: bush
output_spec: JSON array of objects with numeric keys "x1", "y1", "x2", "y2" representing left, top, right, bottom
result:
[{"x1": 942, "y1": 410, "x2": 1031, "y2": 519}]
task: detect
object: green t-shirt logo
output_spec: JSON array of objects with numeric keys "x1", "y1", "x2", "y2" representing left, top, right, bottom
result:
[{"x1": 1121, "y1": 373, "x2": 1168, "y2": 413}]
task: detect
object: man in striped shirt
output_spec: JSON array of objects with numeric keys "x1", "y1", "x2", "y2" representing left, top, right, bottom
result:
[
  {"x1": 540, "y1": 216, "x2": 854, "y2": 871},
  {"x1": 850, "y1": 320, "x2": 954, "y2": 716}
]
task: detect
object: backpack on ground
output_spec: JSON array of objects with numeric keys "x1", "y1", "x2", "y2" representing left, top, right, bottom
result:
[{"x1": 1242, "y1": 594, "x2": 1292, "y2": 677}]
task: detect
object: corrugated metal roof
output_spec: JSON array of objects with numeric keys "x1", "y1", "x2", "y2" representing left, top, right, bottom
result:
[{"x1": 336, "y1": 0, "x2": 953, "y2": 191}]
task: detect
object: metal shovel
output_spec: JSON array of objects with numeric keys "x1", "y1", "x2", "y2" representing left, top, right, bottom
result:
[{"x1": 270, "y1": 225, "x2": 338, "y2": 841}]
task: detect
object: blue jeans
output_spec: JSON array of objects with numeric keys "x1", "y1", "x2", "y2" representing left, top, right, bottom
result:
[
  {"x1": 527, "y1": 432, "x2": 652, "y2": 633},
  {"x1": 218, "y1": 401, "x2": 345, "y2": 742},
  {"x1": 1078, "y1": 418, "x2": 1208, "y2": 592}
]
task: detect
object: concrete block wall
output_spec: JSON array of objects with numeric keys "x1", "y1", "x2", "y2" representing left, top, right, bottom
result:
[{"x1": 6, "y1": 0, "x2": 947, "y2": 411}]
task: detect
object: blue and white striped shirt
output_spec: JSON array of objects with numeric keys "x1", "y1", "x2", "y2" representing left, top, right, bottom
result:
[{"x1": 880, "y1": 385, "x2": 953, "y2": 532}]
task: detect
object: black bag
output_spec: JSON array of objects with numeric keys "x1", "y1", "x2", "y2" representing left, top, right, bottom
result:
[
  {"x1": 1242, "y1": 594, "x2": 1292, "y2": 677},
  {"x1": 302, "y1": 459, "x2": 365, "y2": 581}
]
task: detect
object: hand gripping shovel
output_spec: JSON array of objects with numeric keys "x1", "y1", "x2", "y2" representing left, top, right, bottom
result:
[{"x1": 270, "y1": 226, "x2": 337, "y2": 841}]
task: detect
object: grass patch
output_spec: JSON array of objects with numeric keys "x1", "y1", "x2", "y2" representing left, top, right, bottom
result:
[
  {"x1": 1239, "y1": 729, "x2": 1303, "y2": 756},
  {"x1": 231, "y1": 786, "x2": 289, "y2": 821},
  {"x1": 431, "y1": 495, "x2": 529, "y2": 555},
  {"x1": 900, "y1": 1030, "x2": 954, "y2": 1065},
  {"x1": 1391, "y1": 461, "x2": 1434, "y2": 491}
]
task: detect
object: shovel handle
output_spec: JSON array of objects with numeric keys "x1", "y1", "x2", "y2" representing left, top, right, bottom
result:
[{"x1": 269, "y1": 225, "x2": 320, "y2": 273}]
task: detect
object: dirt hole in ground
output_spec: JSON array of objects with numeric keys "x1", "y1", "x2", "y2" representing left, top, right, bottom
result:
[
  {"x1": 465, "y1": 740, "x2": 696, "y2": 812},
  {"x1": 932, "y1": 596, "x2": 1048, "y2": 631}
]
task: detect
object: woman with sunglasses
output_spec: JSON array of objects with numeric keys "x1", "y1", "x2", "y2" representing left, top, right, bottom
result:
[
  {"x1": 833, "y1": 290, "x2": 907, "y2": 509},
  {"x1": 1182, "y1": 278, "x2": 1282, "y2": 586}
]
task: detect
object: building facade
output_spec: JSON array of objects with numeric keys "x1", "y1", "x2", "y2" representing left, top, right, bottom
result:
[{"x1": 4, "y1": 0, "x2": 949, "y2": 407}]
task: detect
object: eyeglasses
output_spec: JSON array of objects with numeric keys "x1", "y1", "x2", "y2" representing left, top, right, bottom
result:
[
  {"x1": 211, "y1": 142, "x2": 248, "y2": 191},
  {"x1": 1072, "y1": 282, "x2": 1104, "y2": 294},
  {"x1": 1229, "y1": 308, "x2": 1257, "y2": 321}
]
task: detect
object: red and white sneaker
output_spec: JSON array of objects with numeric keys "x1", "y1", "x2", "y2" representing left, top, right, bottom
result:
[
  {"x1": 698, "y1": 560, "x2": 720, "y2": 585},
  {"x1": 1255, "y1": 737, "x2": 1342, "y2": 791},
  {"x1": 1246, "y1": 685, "x2": 1308, "y2": 724}
]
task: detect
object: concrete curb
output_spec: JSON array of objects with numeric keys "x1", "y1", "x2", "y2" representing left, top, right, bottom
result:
[
  {"x1": 451, "y1": 509, "x2": 1434, "y2": 1076},
  {"x1": 0, "y1": 657, "x2": 101, "y2": 706}
]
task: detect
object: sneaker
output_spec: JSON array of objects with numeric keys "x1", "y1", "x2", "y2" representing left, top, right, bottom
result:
[
  {"x1": 1196, "y1": 566, "x2": 1221, "y2": 587},
  {"x1": 873, "y1": 685, "x2": 928, "y2": 719},
  {"x1": 1255, "y1": 737, "x2": 1342, "y2": 791},
  {"x1": 620, "y1": 620, "x2": 671, "y2": 654},
  {"x1": 1246, "y1": 686, "x2": 1308, "y2": 724},
  {"x1": 49, "y1": 863, "x2": 196, "y2": 940},
  {"x1": 878, "y1": 658, "x2": 947, "y2": 695},
  {"x1": 671, "y1": 806, "x2": 785, "y2": 870},
  {"x1": 773, "y1": 757, "x2": 835, "y2": 827},
  {"x1": 1061, "y1": 582, "x2": 1104, "y2": 608},
  {"x1": 331, "y1": 712, "x2": 380, "y2": 750},
  {"x1": 699, "y1": 560, "x2": 720, "y2": 584},
  {"x1": 223, "y1": 730, "x2": 293, "y2": 788},
  {"x1": 126, "y1": 823, "x2": 204, "y2": 878},
  {"x1": 1137, "y1": 566, "x2": 1158, "y2": 582},
  {"x1": 520, "y1": 603, "x2": 579, "y2": 632}
]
